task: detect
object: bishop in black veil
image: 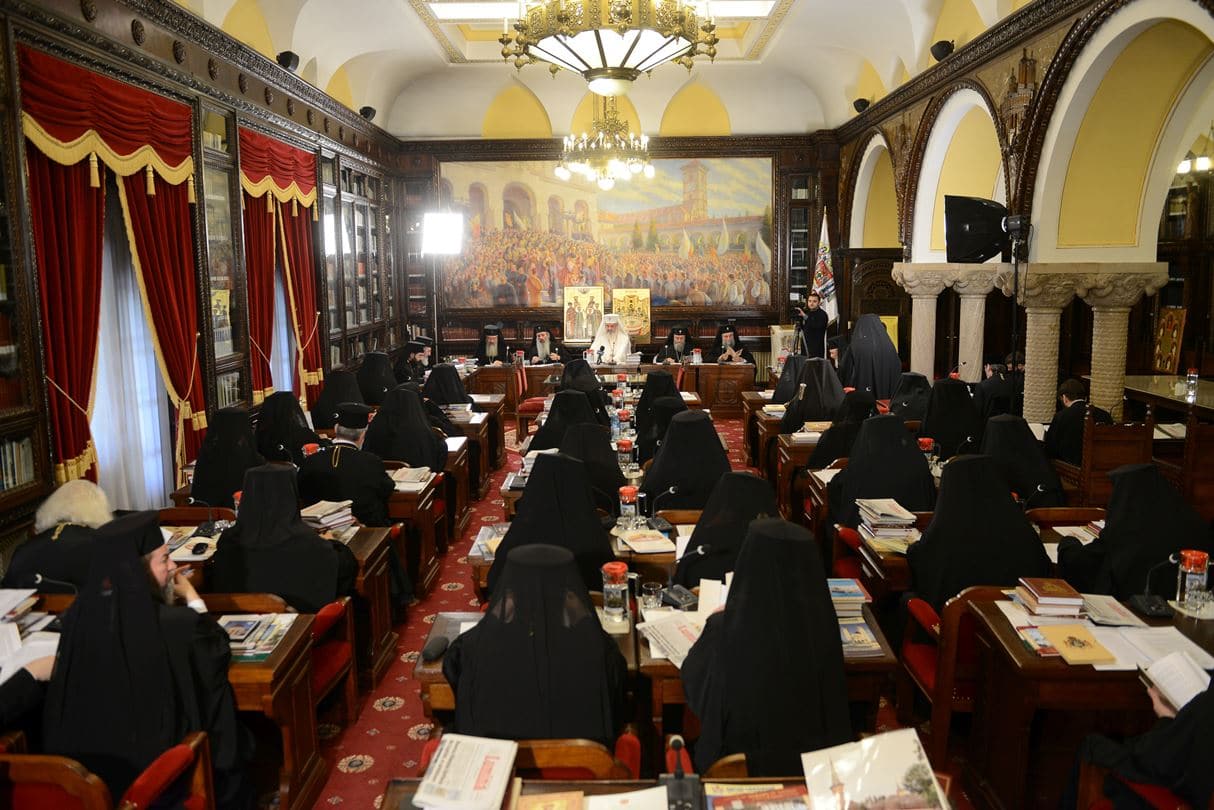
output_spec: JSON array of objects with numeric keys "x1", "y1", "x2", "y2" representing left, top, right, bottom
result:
[
  {"x1": 423, "y1": 363, "x2": 474, "y2": 406},
  {"x1": 474, "y1": 323, "x2": 507, "y2": 366},
  {"x1": 559, "y1": 358, "x2": 611, "y2": 425},
  {"x1": 256, "y1": 390, "x2": 322, "y2": 465},
  {"x1": 641, "y1": 410, "x2": 730, "y2": 510},
  {"x1": 707, "y1": 323, "x2": 755, "y2": 365},
  {"x1": 356, "y1": 351, "x2": 396, "y2": 406},
  {"x1": 888, "y1": 372, "x2": 931, "y2": 421},
  {"x1": 682, "y1": 518, "x2": 851, "y2": 774},
  {"x1": 363, "y1": 385, "x2": 448, "y2": 470},
  {"x1": 190, "y1": 405, "x2": 264, "y2": 509},
  {"x1": 980, "y1": 414, "x2": 1065, "y2": 507},
  {"x1": 311, "y1": 370, "x2": 363, "y2": 430},
  {"x1": 527, "y1": 322, "x2": 569, "y2": 364},
  {"x1": 638, "y1": 395, "x2": 687, "y2": 466},
  {"x1": 635, "y1": 370, "x2": 680, "y2": 440},
  {"x1": 212, "y1": 464, "x2": 357, "y2": 613},
  {"x1": 394, "y1": 340, "x2": 427, "y2": 383},
  {"x1": 806, "y1": 391, "x2": 877, "y2": 470},
  {"x1": 771, "y1": 355, "x2": 808, "y2": 404},
  {"x1": 400, "y1": 380, "x2": 460, "y2": 438},
  {"x1": 3, "y1": 479, "x2": 111, "y2": 591},
  {"x1": 487, "y1": 452, "x2": 615, "y2": 596},
  {"x1": 673, "y1": 472, "x2": 777, "y2": 587},
  {"x1": 838, "y1": 314, "x2": 902, "y2": 399},
  {"x1": 827, "y1": 414, "x2": 935, "y2": 529},
  {"x1": 529, "y1": 389, "x2": 600, "y2": 453},
  {"x1": 559, "y1": 422, "x2": 626, "y2": 515},
  {"x1": 918, "y1": 377, "x2": 982, "y2": 459},
  {"x1": 1058, "y1": 463, "x2": 1213, "y2": 599},
  {"x1": 778, "y1": 358, "x2": 846, "y2": 433},
  {"x1": 444, "y1": 544, "x2": 627, "y2": 746},
  {"x1": 654, "y1": 326, "x2": 691, "y2": 364},
  {"x1": 907, "y1": 455, "x2": 1051, "y2": 611}
]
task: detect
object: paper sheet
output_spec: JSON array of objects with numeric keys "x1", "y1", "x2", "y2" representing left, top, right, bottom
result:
[
  {"x1": 457, "y1": 621, "x2": 479, "y2": 636},
  {"x1": 0, "y1": 630, "x2": 59, "y2": 685},
  {"x1": 585, "y1": 786, "x2": 668, "y2": 810},
  {"x1": 1028, "y1": 422, "x2": 1048, "y2": 442},
  {"x1": 0, "y1": 590, "x2": 35, "y2": 618},
  {"x1": 812, "y1": 468, "x2": 842, "y2": 485},
  {"x1": 1119, "y1": 626, "x2": 1214, "y2": 670}
]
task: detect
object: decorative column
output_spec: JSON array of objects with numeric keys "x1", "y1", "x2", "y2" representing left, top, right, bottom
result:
[
  {"x1": 951, "y1": 266, "x2": 1003, "y2": 382},
  {"x1": 1077, "y1": 265, "x2": 1168, "y2": 420},
  {"x1": 995, "y1": 266, "x2": 1080, "y2": 423},
  {"x1": 892, "y1": 264, "x2": 950, "y2": 378}
]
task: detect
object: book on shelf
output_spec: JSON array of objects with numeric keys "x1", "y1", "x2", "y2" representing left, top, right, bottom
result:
[
  {"x1": 413, "y1": 733, "x2": 518, "y2": 810},
  {"x1": 801, "y1": 728, "x2": 948, "y2": 808},
  {"x1": 218, "y1": 614, "x2": 297, "y2": 661},
  {"x1": 1139, "y1": 650, "x2": 1211, "y2": 712},
  {"x1": 838, "y1": 616, "x2": 884, "y2": 658}
]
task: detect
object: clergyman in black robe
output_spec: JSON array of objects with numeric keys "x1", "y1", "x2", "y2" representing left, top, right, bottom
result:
[
  {"x1": 673, "y1": 472, "x2": 777, "y2": 587},
  {"x1": 635, "y1": 370, "x2": 680, "y2": 441},
  {"x1": 394, "y1": 340, "x2": 427, "y2": 383},
  {"x1": 558, "y1": 358, "x2": 611, "y2": 425},
  {"x1": 637, "y1": 395, "x2": 687, "y2": 466},
  {"x1": 980, "y1": 414, "x2": 1064, "y2": 508},
  {"x1": 190, "y1": 405, "x2": 264, "y2": 509},
  {"x1": 838, "y1": 313, "x2": 902, "y2": 399},
  {"x1": 654, "y1": 326, "x2": 691, "y2": 364},
  {"x1": 256, "y1": 390, "x2": 322, "y2": 465},
  {"x1": 918, "y1": 377, "x2": 982, "y2": 459},
  {"x1": 298, "y1": 402, "x2": 396, "y2": 528},
  {"x1": 707, "y1": 323, "x2": 755, "y2": 366},
  {"x1": 827, "y1": 413, "x2": 935, "y2": 529},
  {"x1": 474, "y1": 323, "x2": 507, "y2": 366},
  {"x1": 311, "y1": 370, "x2": 364, "y2": 430},
  {"x1": 356, "y1": 351, "x2": 396, "y2": 406},
  {"x1": 3, "y1": 478, "x2": 111, "y2": 591},
  {"x1": 364, "y1": 385, "x2": 448, "y2": 471},
  {"x1": 529, "y1": 389, "x2": 600, "y2": 453},
  {"x1": 641, "y1": 410, "x2": 730, "y2": 511},
  {"x1": 559, "y1": 423, "x2": 626, "y2": 516},
  {"x1": 778, "y1": 358, "x2": 846, "y2": 433},
  {"x1": 528, "y1": 322, "x2": 569, "y2": 364},
  {"x1": 888, "y1": 372, "x2": 931, "y2": 421},
  {"x1": 806, "y1": 391, "x2": 877, "y2": 471}
]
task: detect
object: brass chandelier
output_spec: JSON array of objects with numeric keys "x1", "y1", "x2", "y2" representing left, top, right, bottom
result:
[
  {"x1": 555, "y1": 96, "x2": 654, "y2": 190},
  {"x1": 500, "y1": 0, "x2": 719, "y2": 96}
]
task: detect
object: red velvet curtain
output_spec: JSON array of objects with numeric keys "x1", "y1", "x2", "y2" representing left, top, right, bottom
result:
[
  {"x1": 242, "y1": 195, "x2": 276, "y2": 403},
  {"x1": 117, "y1": 173, "x2": 207, "y2": 469},
  {"x1": 26, "y1": 149, "x2": 104, "y2": 483},
  {"x1": 278, "y1": 202, "x2": 324, "y2": 406},
  {"x1": 237, "y1": 128, "x2": 316, "y2": 202}
]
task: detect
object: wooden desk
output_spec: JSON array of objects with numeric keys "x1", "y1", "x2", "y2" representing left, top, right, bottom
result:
[
  {"x1": 690, "y1": 363, "x2": 755, "y2": 417},
  {"x1": 1122, "y1": 374, "x2": 1214, "y2": 420},
  {"x1": 754, "y1": 412, "x2": 783, "y2": 479},
  {"x1": 413, "y1": 610, "x2": 638, "y2": 719},
  {"x1": 856, "y1": 539, "x2": 911, "y2": 602},
  {"x1": 443, "y1": 437, "x2": 472, "y2": 538},
  {"x1": 638, "y1": 604, "x2": 897, "y2": 745},
  {"x1": 456, "y1": 412, "x2": 491, "y2": 499},
  {"x1": 500, "y1": 477, "x2": 523, "y2": 519},
  {"x1": 465, "y1": 365, "x2": 519, "y2": 419},
  {"x1": 523, "y1": 364, "x2": 561, "y2": 401},
  {"x1": 470, "y1": 393, "x2": 507, "y2": 470},
  {"x1": 775, "y1": 434, "x2": 817, "y2": 521},
  {"x1": 740, "y1": 391, "x2": 771, "y2": 466},
  {"x1": 388, "y1": 475, "x2": 444, "y2": 596},
  {"x1": 346, "y1": 527, "x2": 396, "y2": 688},
  {"x1": 227, "y1": 615, "x2": 324, "y2": 810},
  {"x1": 383, "y1": 778, "x2": 653, "y2": 807},
  {"x1": 964, "y1": 598, "x2": 1214, "y2": 809},
  {"x1": 802, "y1": 465, "x2": 842, "y2": 542}
]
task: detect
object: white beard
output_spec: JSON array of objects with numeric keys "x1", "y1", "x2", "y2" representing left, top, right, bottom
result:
[
  {"x1": 485, "y1": 342, "x2": 498, "y2": 359},
  {"x1": 536, "y1": 338, "x2": 549, "y2": 357}
]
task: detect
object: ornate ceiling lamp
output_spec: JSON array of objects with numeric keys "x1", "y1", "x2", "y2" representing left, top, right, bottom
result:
[{"x1": 555, "y1": 95, "x2": 654, "y2": 189}]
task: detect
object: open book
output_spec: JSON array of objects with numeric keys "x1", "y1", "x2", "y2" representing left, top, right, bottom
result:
[
  {"x1": 802, "y1": 728, "x2": 948, "y2": 807},
  {"x1": 1140, "y1": 650, "x2": 1211, "y2": 712}
]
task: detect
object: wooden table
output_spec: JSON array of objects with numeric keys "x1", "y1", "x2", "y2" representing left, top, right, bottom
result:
[
  {"x1": 740, "y1": 390, "x2": 771, "y2": 466},
  {"x1": 500, "y1": 476, "x2": 524, "y2": 519},
  {"x1": 464, "y1": 365, "x2": 519, "y2": 419},
  {"x1": 388, "y1": 474, "x2": 444, "y2": 596},
  {"x1": 443, "y1": 436, "x2": 471, "y2": 539},
  {"x1": 1122, "y1": 374, "x2": 1214, "y2": 420},
  {"x1": 689, "y1": 363, "x2": 755, "y2": 418},
  {"x1": 382, "y1": 778, "x2": 655, "y2": 807},
  {"x1": 413, "y1": 610, "x2": 638, "y2": 718},
  {"x1": 775, "y1": 434, "x2": 817, "y2": 521},
  {"x1": 227, "y1": 615, "x2": 325, "y2": 810},
  {"x1": 346, "y1": 527, "x2": 396, "y2": 688},
  {"x1": 470, "y1": 393, "x2": 506, "y2": 470},
  {"x1": 964, "y1": 598, "x2": 1214, "y2": 809},
  {"x1": 455, "y1": 412, "x2": 491, "y2": 499},
  {"x1": 638, "y1": 604, "x2": 897, "y2": 746},
  {"x1": 753, "y1": 412, "x2": 784, "y2": 479}
]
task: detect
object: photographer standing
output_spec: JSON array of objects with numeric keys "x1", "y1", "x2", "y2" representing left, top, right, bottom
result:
[{"x1": 794, "y1": 291, "x2": 829, "y2": 358}]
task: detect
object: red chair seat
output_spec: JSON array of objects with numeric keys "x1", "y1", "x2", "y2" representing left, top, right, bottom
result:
[
  {"x1": 518, "y1": 397, "x2": 546, "y2": 414},
  {"x1": 434, "y1": 499, "x2": 446, "y2": 515},
  {"x1": 1113, "y1": 776, "x2": 1192, "y2": 809},
  {"x1": 312, "y1": 640, "x2": 353, "y2": 696},
  {"x1": 902, "y1": 641, "x2": 938, "y2": 693},
  {"x1": 832, "y1": 557, "x2": 863, "y2": 579}
]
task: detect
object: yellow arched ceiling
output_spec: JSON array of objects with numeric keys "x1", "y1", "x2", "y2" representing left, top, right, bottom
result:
[
  {"x1": 930, "y1": 106, "x2": 1002, "y2": 251},
  {"x1": 863, "y1": 149, "x2": 900, "y2": 248},
  {"x1": 1058, "y1": 21, "x2": 1212, "y2": 247},
  {"x1": 570, "y1": 93, "x2": 642, "y2": 137},
  {"x1": 852, "y1": 60, "x2": 888, "y2": 106},
  {"x1": 221, "y1": 0, "x2": 275, "y2": 60},
  {"x1": 928, "y1": 0, "x2": 986, "y2": 68},
  {"x1": 325, "y1": 66, "x2": 356, "y2": 109},
  {"x1": 484, "y1": 84, "x2": 553, "y2": 138},
  {"x1": 659, "y1": 84, "x2": 730, "y2": 136}
]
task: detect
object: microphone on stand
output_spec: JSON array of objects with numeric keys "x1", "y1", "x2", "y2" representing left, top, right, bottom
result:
[
  {"x1": 34, "y1": 573, "x2": 78, "y2": 594},
  {"x1": 647, "y1": 485, "x2": 679, "y2": 532},
  {"x1": 187, "y1": 497, "x2": 216, "y2": 536},
  {"x1": 1128, "y1": 553, "x2": 1179, "y2": 618},
  {"x1": 596, "y1": 345, "x2": 606, "y2": 364}
]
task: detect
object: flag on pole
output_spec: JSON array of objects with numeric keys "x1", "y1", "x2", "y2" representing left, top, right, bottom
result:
[
  {"x1": 814, "y1": 211, "x2": 839, "y2": 323},
  {"x1": 680, "y1": 229, "x2": 693, "y2": 259},
  {"x1": 717, "y1": 218, "x2": 730, "y2": 255}
]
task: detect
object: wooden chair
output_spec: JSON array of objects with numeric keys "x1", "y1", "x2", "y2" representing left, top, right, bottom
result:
[
  {"x1": 1053, "y1": 406, "x2": 1154, "y2": 507},
  {"x1": 515, "y1": 364, "x2": 547, "y2": 438},
  {"x1": 418, "y1": 733, "x2": 642, "y2": 780},
  {"x1": 703, "y1": 754, "x2": 749, "y2": 778},
  {"x1": 1179, "y1": 414, "x2": 1214, "y2": 522},
  {"x1": 1076, "y1": 760, "x2": 1197, "y2": 809},
  {"x1": 896, "y1": 585, "x2": 1008, "y2": 766},
  {"x1": 1025, "y1": 507, "x2": 1107, "y2": 531},
  {"x1": 655, "y1": 509, "x2": 703, "y2": 525},
  {"x1": 156, "y1": 506, "x2": 236, "y2": 524},
  {"x1": 0, "y1": 731, "x2": 214, "y2": 810}
]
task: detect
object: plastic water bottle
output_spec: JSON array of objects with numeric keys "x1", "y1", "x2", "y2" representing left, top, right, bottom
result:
[
  {"x1": 610, "y1": 407, "x2": 620, "y2": 439},
  {"x1": 601, "y1": 561, "x2": 629, "y2": 623},
  {"x1": 618, "y1": 485, "x2": 639, "y2": 530},
  {"x1": 616, "y1": 438, "x2": 634, "y2": 471},
  {"x1": 1186, "y1": 368, "x2": 1199, "y2": 400}
]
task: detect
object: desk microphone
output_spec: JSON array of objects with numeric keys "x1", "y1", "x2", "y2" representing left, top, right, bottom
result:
[
  {"x1": 1019, "y1": 484, "x2": 1047, "y2": 512},
  {"x1": 34, "y1": 573, "x2": 77, "y2": 594},
  {"x1": 187, "y1": 497, "x2": 217, "y2": 536},
  {"x1": 659, "y1": 734, "x2": 701, "y2": 810},
  {"x1": 650, "y1": 485, "x2": 679, "y2": 515},
  {"x1": 421, "y1": 635, "x2": 450, "y2": 662},
  {"x1": 647, "y1": 485, "x2": 678, "y2": 531},
  {"x1": 596, "y1": 346, "x2": 606, "y2": 364},
  {"x1": 1128, "y1": 553, "x2": 1179, "y2": 618}
]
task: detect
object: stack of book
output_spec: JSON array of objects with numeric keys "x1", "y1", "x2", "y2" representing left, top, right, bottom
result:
[
  {"x1": 856, "y1": 498, "x2": 920, "y2": 554},
  {"x1": 300, "y1": 499, "x2": 354, "y2": 532},
  {"x1": 218, "y1": 614, "x2": 297, "y2": 662},
  {"x1": 838, "y1": 616, "x2": 884, "y2": 658},
  {"x1": 1014, "y1": 577, "x2": 1085, "y2": 617},
  {"x1": 827, "y1": 578, "x2": 872, "y2": 617},
  {"x1": 442, "y1": 403, "x2": 474, "y2": 422}
]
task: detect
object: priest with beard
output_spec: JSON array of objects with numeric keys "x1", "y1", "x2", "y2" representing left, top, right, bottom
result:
[
  {"x1": 394, "y1": 340, "x2": 427, "y2": 383},
  {"x1": 475, "y1": 323, "x2": 508, "y2": 366},
  {"x1": 654, "y1": 326, "x2": 691, "y2": 364},
  {"x1": 415, "y1": 334, "x2": 434, "y2": 368},
  {"x1": 298, "y1": 402, "x2": 395, "y2": 527},
  {"x1": 590, "y1": 313, "x2": 632, "y2": 364},
  {"x1": 528, "y1": 322, "x2": 569, "y2": 364},
  {"x1": 708, "y1": 322, "x2": 755, "y2": 365}
]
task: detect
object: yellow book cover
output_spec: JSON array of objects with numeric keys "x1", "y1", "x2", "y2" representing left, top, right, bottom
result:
[{"x1": 1038, "y1": 624, "x2": 1116, "y2": 665}]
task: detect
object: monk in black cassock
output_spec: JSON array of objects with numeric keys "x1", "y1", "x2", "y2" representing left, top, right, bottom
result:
[
  {"x1": 638, "y1": 395, "x2": 687, "y2": 466},
  {"x1": 1058, "y1": 463, "x2": 1212, "y2": 600},
  {"x1": 394, "y1": 340, "x2": 427, "y2": 383},
  {"x1": 980, "y1": 414, "x2": 1065, "y2": 508},
  {"x1": 907, "y1": 455, "x2": 1051, "y2": 611},
  {"x1": 827, "y1": 414, "x2": 935, "y2": 529},
  {"x1": 641, "y1": 410, "x2": 730, "y2": 511},
  {"x1": 298, "y1": 402, "x2": 395, "y2": 528},
  {"x1": 806, "y1": 391, "x2": 877, "y2": 471},
  {"x1": 707, "y1": 323, "x2": 755, "y2": 366},
  {"x1": 839, "y1": 314, "x2": 902, "y2": 399},
  {"x1": 486, "y1": 452, "x2": 615, "y2": 597},
  {"x1": 474, "y1": 323, "x2": 507, "y2": 366},
  {"x1": 918, "y1": 377, "x2": 982, "y2": 460},
  {"x1": 559, "y1": 423, "x2": 626, "y2": 516},
  {"x1": 654, "y1": 326, "x2": 691, "y2": 364},
  {"x1": 558, "y1": 358, "x2": 611, "y2": 425},
  {"x1": 1044, "y1": 378, "x2": 1112, "y2": 466},
  {"x1": 190, "y1": 405, "x2": 264, "y2": 509},
  {"x1": 364, "y1": 385, "x2": 448, "y2": 471},
  {"x1": 444, "y1": 545, "x2": 627, "y2": 746},
  {"x1": 212, "y1": 464, "x2": 357, "y2": 613},
  {"x1": 311, "y1": 369, "x2": 363, "y2": 430},
  {"x1": 778, "y1": 358, "x2": 846, "y2": 433},
  {"x1": 423, "y1": 363, "x2": 474, "y2": 406},
  {"x1": 682, "y1": 518, "x2": 852, "y2": 774},
  {"x1": 972, "y1": 360, "x2": 1015, "y2": 419},
  {"x1": 400, "y1": 380, "x2": 459, "y2": 438},
  {"x1": 44, "y1": 511, "x2": 253, "y2": 806},
  {"x1": 3, "y1": 478, "x2": 111, "y2": 591},
  {"x1": 256, "y1": 390, "x2": 322, "y2": 465},
  {"x1": 673, "y1": 472, "x2": 777, "y2": 587},
  {"x1": 530, "y1": 389, "x2": 600, "y2": 453},
  {"x1": 527, "y1": 322, "x2": 569, "y2": 364},
  {"x1": 356, "y1": 351, "x2": 396, "y2": 406},
  {"x1": 794, "y1": 291, "x2": 829, "y2": 358},
  {"x1": 888, "y1": 372, "x2": 931, "y2": 421},
  {"x1": 634, "y1": 370, "x2": 679, "y2": 441},
  {"x1": 771, "y1": 355, "x2": 808, "y2": 405}
]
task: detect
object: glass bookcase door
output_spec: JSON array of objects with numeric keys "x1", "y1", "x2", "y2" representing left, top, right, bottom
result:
[
  {"x1": 203, "y1": 164, "x2": 237, "y2": 359},
  {"x1": 369, "y1": 205, "x2": 382, "y2": 322},
  {"x1": 355, "y1": 205, "x2": 370, "y2": 326},
  {"x1": 0, "y1": 157, "x2": 26, "y2": 409},
  {"x1": 323, "y1": 194, "x2": 341, "y2": 340},
  {"x1": 342, "y1": 201, "x2": 357, "y2": 329}
]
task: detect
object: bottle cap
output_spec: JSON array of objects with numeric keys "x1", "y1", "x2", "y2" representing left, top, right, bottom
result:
[
  {"x1": 617, "y1": 439, "x2": 633, "y2": 451},
  {"x1": 602, "y1": 561, "x2": 629, "y2": 578},
  {"x1": 1180, "y1": 549, "x2": 1209, "y2": 569},
  {"x1": 618, "y1": 485, "x2": 638, "y2": 502},
  {"x1": 618, "y1": 410, "x2": 631, "y2": 420}
]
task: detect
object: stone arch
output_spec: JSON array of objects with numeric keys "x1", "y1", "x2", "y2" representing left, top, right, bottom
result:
[
  {"x1": 468, "y1": 183, "x2": 488, "y2": 236},
  {"x1": 503, "y1": 183, "x2": 536, "y2": 230},
  {"x1": 847, "y1": 132, "x2": 901, "y2": 249}
]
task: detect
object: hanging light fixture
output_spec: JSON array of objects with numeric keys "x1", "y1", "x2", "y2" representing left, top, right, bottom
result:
[
  {"x1": 555, "y1": 95, "x2": 654, "y2": 190},
  {"x1": 501, "y1": 0, "x2": 719, "y2": 96}
]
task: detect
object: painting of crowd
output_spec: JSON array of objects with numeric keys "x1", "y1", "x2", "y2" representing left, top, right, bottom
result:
[{"x1": 439, "y1": 226, "x2": 772, "y2": 309}]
